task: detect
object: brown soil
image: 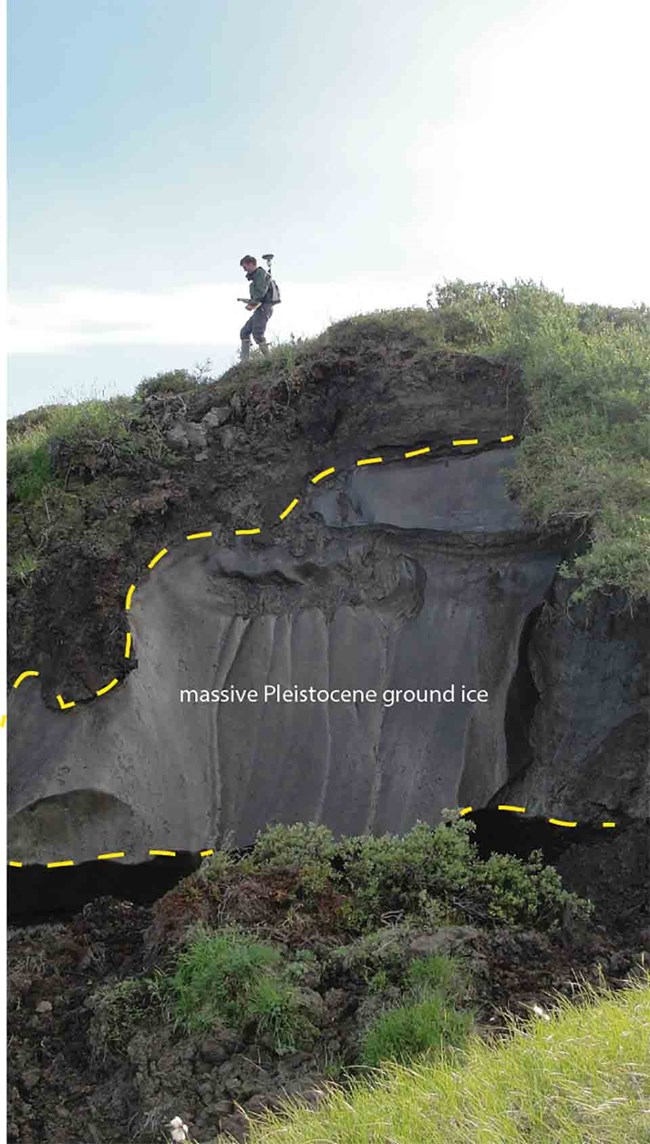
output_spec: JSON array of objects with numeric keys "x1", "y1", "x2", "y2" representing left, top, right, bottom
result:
[{"x1": 8, "y1": 872, "x2": 649, "y2": 1144}]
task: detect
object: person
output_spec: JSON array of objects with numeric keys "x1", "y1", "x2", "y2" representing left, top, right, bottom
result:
[{"x1": 238, "y1": 255, "x2": 274, "y2": 360}]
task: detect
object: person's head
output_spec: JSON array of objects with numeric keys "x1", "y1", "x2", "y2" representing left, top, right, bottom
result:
[{"x1": 240, "y1": 255, "x2": 257, "y2": 274}]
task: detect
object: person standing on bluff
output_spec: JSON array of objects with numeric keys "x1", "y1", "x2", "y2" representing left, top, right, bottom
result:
[{"x1": 238, "y1": 255, "x2": 274, "y2": 360}]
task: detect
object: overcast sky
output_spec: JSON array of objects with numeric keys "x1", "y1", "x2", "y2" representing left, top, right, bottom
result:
[{"x1": 7, "y1": 0, "x2": 650, "y2": 416}]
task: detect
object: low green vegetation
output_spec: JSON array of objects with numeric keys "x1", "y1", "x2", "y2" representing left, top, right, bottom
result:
[
  {"x1": 222, "y1": 815, "x2": 592, "y2": 934},
  {"x1": 359, "y1": 952, "x2": 474, "y2": 1068},
  {"x1": 90, "y1": 821, "x2": 644, "y2": 1143},
  {"x1": 10, "y1": 551, "x2": 41, "y2": 582},
  {"x1": 134, "y1": 362, "x2": 213, "y2": 401},
  {"x1": 427, "y1": 280, "x2": 650, "y2": 601},
  {"x1": 406, "y1": 951, "x2": 464, "y2": 996},
  {"x1": 8, "y1": 395, "x2": 136, "y2": 504},
  {"x1": 246, "y1": 974, "x2": 650, "y2": 1144},
  {"x1": 171, "y1": 926, "x2": 315, "y2": 1054},
  {"x1": 359, "y1": 990, "x2": 474, "y2": 1069}
]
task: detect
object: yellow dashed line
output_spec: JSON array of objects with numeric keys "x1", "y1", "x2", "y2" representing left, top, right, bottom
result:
[
  {"x1": 15, "y1": 428, "x2": 597, "y2": 867},
  {"x1": 96, "y1": 678, "x2": 119, "y2": 697},
  {"x1": 147, "y1": 548, "x2": 168, "y2": 570},
  {"x1": 279, "y1": 498, "x2": 300, "y2": 521},
  {"x1": 311, "y1": 467, "x2": 336, "y2": 483},
  {"x1": 13, "y1": 670, "x2": 39, "y2": 688},
  {"x1": 9, "y1": 800, "x2": 619, "y2": 870},
  {"x1": 0, "y1": 715, "x2": 6, "y2": 728}
]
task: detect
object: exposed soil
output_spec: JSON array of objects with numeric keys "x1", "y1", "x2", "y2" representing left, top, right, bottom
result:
[
  {"x1": 8, "y1": 869, "x2": 650, "y2": 1144},
  {"x1": 8, "y1": 342, "x2": 525, "y2": 706}
]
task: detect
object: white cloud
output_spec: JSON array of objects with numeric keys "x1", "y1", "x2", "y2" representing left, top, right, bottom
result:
[
  {"x1": 406, "y1": 0, "x2": 650, "y2": 304},
  {"x1": 8, "y1": 277, "x2": 435, "y2": 355}
]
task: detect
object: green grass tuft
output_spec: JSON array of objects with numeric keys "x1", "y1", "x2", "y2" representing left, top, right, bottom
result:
[
  {"x1": 359, "y1": 990, "x2": 474, "y2": 1068},
  {"x1": 170, "y1": 926, "x2": 313, "y2": 1055}
]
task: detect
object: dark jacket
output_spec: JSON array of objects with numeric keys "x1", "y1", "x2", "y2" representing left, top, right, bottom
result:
[{"x1": 247, "y1": 266, "x2": 272, "y2": 304}]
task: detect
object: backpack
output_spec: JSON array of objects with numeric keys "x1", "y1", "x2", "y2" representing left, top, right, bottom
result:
[{"x1": 264, "y1": 275, "x2": 281, "y2": 305}]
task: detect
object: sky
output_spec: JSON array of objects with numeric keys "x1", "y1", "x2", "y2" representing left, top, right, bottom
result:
[{"x1": 7, "y1": 0, "x2": 650, "y2": 416}]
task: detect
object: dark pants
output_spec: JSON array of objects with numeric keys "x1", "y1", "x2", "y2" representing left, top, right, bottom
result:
[{"x1": 240, "y1": 303, "x2": 273, "y2": 346}]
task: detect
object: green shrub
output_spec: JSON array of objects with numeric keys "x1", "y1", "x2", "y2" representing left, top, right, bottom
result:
[
  {"x1": 134, "y1": 367, "x2": 202, "y2": 401},
  {"x1": 243, "y1": 817, "x2": 591, "y2": 936},
  {"x1": 359, "y1": 991, "x2": 473, "y2": 1068},
  {"x1": 195, "y1": 847, "x2": 235, "y2": 885},
  {"x1": 250, "y1": 822, "x2": 338, "y2": 869},
  {"x1": 335, "y1": 818, "x2": 479, "y2": 930},
  {"x1": 473, "y1": 849, "x2": 593, "y2": 930},
  {"x1": 427, "y1": 279, "x2": 514, "y2": 346},
  {"x1": 249, "y1": 822, "x2": 338, "y2": 898}
]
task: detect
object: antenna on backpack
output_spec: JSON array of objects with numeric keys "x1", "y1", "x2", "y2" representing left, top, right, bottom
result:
[{"x1": 262, "y1": 253, "x2": 274, "y2": 274}]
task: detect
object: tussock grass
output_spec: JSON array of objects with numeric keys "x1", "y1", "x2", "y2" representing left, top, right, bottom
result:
[
  {"x1": 428, "y1": 280, "x2": 650, "y2": 601},
  {"x1": 246, "y1": 974, "x2": 650, "y2": 1144},
  {"x1": 8, "y1": 394, "x2": 135, "y2": 502},
  {"x1": 359, "y1": 990, "x2": 474, "y2": 1069},
  {"x1": 171, "y1": 926, "x2": 313, "y2": 1055},
  {"x1": 315, "y1": 306, "x2": 445, "y2": 348}
]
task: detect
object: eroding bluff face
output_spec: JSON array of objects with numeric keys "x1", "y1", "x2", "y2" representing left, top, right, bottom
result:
[{"x1": 9, "y1": 447, "x2": 563, "y2": 865}]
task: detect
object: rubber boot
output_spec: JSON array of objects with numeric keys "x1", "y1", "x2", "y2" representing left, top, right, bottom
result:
[
  {"x1": 240, "y1": 339, "x2": 251, "y2": 361},
  {"x1": 258, "y1": 340, "x2": 270, "y2": 357}
]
